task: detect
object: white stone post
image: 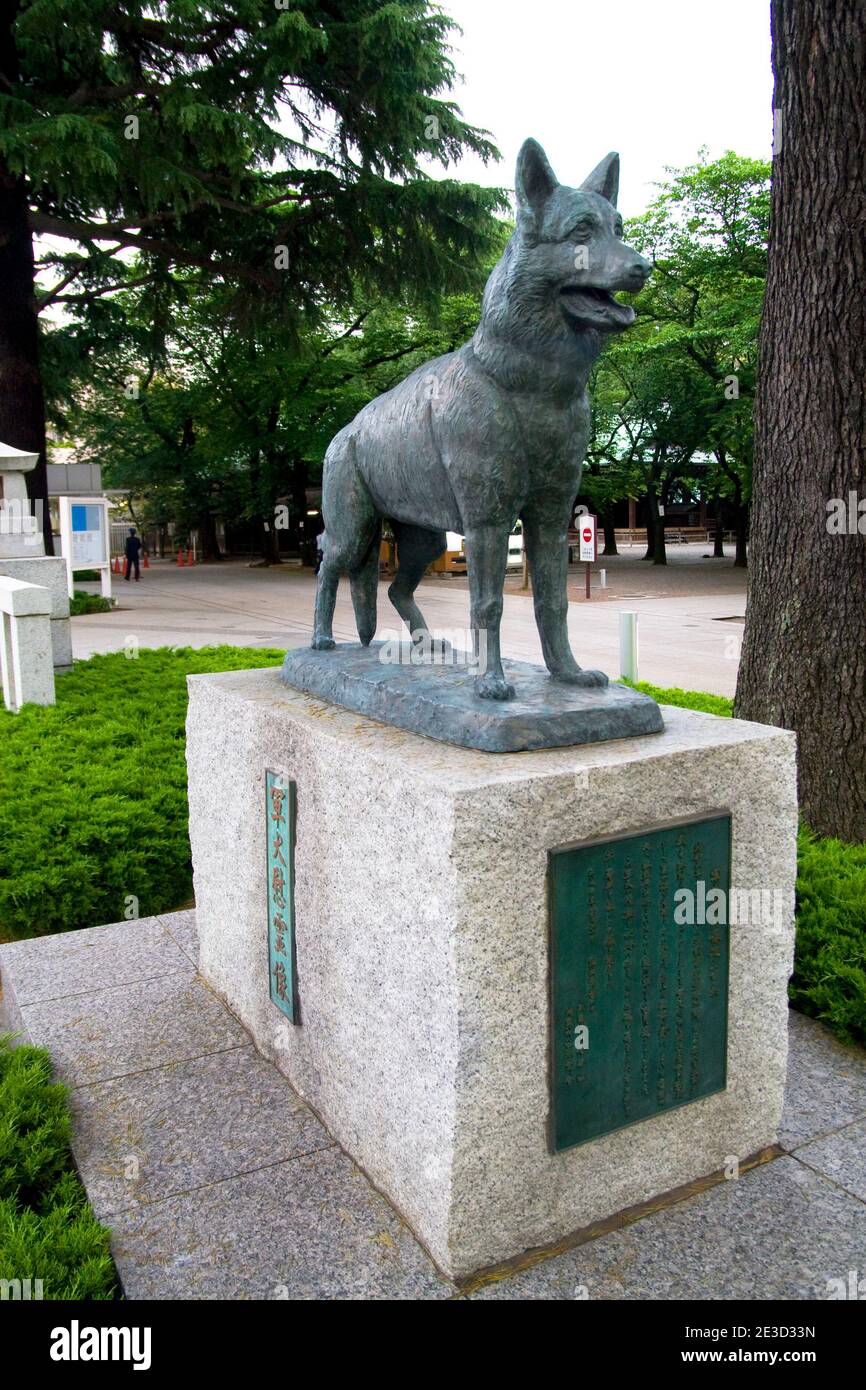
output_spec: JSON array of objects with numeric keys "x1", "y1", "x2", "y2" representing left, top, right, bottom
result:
[
  {"x1": 619, "y1": 610, "x2": 639, "y2": 682},
  {"x1": 0, "y1": 577, "x2": 55, "y2": 711}
]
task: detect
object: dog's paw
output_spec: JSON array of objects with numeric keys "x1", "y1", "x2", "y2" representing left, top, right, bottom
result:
[
  {"x1": 311, "y1": 635, "x2": 336, "y2": 651},
  {"x1": 475, "y1": 671, "x2": 515, "y2": 701},
  {"x1": 554, "y1": 667, "x2": 609, "y2": 689}
]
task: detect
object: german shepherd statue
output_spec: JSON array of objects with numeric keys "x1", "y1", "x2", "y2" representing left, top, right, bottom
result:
[{"x1": 312, "y1": 139, "x2": 650, "y2": 700}]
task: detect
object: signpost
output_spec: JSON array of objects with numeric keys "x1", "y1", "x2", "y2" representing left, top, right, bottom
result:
[
  {"x1": 58, "y1": 495, "x2": 112, "y2": 599},
  {"x1": 578, "y1": 513, "x2": 597, "y2": 599}
]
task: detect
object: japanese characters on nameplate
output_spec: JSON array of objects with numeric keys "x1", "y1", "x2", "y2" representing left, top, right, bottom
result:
[{"x1": 266, "y1": 770, "x2": 298, "y2": 1022}]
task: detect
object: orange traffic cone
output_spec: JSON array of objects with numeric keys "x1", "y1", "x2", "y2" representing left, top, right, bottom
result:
[
  {"x1": 112, "y1": 556, "x2": 120, "y2": 574},
  {"x1": 177, "y1": 548, "x2": 185, "y2": 566},
  {"x1": 143, "y1": 551, "x2": 150, "y2": 569}
]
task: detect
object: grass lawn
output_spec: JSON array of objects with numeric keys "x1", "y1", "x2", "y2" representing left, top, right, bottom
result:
[
  {"x1": 0, "y1": 1037, "x2": 117, "y2": 1297},
  {"x1": 0, "y1": 649, "x2": 863, "y2": 1045}
]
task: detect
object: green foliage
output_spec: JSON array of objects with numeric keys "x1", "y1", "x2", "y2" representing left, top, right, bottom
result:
[
  {"x1": 587, "y1": 152, "x2": 771, "y2": 554},
  {"x1": 69, "y1": 590, "x2": 113, "y2": 616},
  {"x1": 0, "y1": 1038, "x2": 116, "y2": 1298},
  {"x1": 72, "y1": 570, "x2": 100, "y2": 581},
  {"x1": 793, "y1": 830, "x2": 866, "y2": 1045},
  {"x1": 0, "y1": 645, "x2": 283, "y2": 941},
  {"x1": 16, "y1": 0, "x2": 506, "y2": 431},
  {"x1": 628, "y1": 679, "x2": 734, "y2": 718},
  {"x1": 63, "y1": 274, "x2": 497, "y2": 545}
]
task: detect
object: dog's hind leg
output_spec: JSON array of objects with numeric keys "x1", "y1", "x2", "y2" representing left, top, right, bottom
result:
[
  {"x1": 313, "y1": 435, "x2": 378, "y2": 649},
  {"x1": 349, "y1": 524, "x2": 382, "y2": 645},
  {"x1": 387, "y1": 523, "x2": 447, "y2": 641}
]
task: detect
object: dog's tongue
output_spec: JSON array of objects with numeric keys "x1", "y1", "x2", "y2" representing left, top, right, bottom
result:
[
  {"x1": 608, "y1": 296, "x2": 635, "y2": 325},
  {"x1": 589, "y1": 288, "x2": 636, "y2": 325}
]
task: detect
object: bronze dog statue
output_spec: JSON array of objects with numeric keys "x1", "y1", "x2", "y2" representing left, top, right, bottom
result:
[{"x1": 312, "y1": 139, "x2": 650, "y2": 699}]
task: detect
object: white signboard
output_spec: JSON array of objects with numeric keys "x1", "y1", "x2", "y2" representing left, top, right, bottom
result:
[
  {"x1": 578, "y1": 514, "x2": 598, "y2": 563},
  {"x1": 71, "y1": 503, "x2": 106, "y2": 566},
  {"x1": 59, "y1": 495, "x2": 112, "y2": 599}
]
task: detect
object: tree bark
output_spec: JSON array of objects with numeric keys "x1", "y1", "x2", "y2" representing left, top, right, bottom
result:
[
  {"x1": 642, "y1": 506, "x2": 655, "y2": 561},
  {"x1": 198, "y1": 511, "x2": 222, "y2": 560},
  {"x1": 712, "y1": 496, "x2": 726, "y2": 557},
  {"x1": 601, "y1": 507, "x2": 618, "y2": 556},
  {"x1": 735, "y1": 0, "x2": 866, "y2": 841},
  {"x1": 647, "y1": 489, "x2": 667, "y2": 566},
  {"x1": 733, "y1": 502, "x2": 748, "y2": 569},
  {"x1": 0, "y1": 10, "x2": 51, "y2": 551}
]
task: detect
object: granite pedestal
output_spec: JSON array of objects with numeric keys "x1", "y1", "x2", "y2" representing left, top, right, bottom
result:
[{"x1": 186, "y1": 666, "x2": 798, "y2": 1278}]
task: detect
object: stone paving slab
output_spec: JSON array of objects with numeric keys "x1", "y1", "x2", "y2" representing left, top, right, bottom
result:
[
  {"x1": 18, "y1": 973, "x2": 248, "y2": 1088},
  {"x1": 0, "y1": 915, "x2": 192, "y2": 1007},
  {"x1": 465, "y1": 1156, "x2": 866, "y2": 1300},
  {"x1": 3, "y1": 909, "x2": 866, "y2": 1300},
  {"x1": 109, "y1": 1146, "x2": 455, "y2": 1300},
  {"x1": 157, "y1": 908, "x2": 198, "y2": 966},
  {"x1": 779, "y1": 1011, "x2": 866, "y2": 1149},
  {"x1": 793, "y1": 1118, "x2": 866, "y2": 1205},
  {"x1": 70, "y1": 1045, "x2": 336, "y2": 1218}
]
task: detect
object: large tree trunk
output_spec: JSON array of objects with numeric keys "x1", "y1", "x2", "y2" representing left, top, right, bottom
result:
[
  {"x1": 289, "y1": 458, "x2": 309, "y2": 558},
  {"x1": 647, "y1": 490, "x2": 667, "y2": 566},
  {"x1": 733, "y1": 502, "x2": 748, "y2": 569},
  {"x1": 0, "y1": 10, "x2": 51, "y2": 551},
  {"x1": 735, "y1": 0, "x2": 866, "y2": 841},
  {"x1": 198, "y1": 511, "x2": 222, "y2": 561},
  {"x1": 601, "y1": 506, "x2": 618, "y2": 556},
  {"x1": 712, "y1": 497, "x2": 726, "y2": 557}
]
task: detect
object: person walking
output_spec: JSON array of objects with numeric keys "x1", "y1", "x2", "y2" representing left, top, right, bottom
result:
[{"x1": 124, "y1": 527, "x2": 142, "y2": 581}]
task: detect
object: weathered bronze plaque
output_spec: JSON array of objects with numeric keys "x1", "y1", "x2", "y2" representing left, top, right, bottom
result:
[
  {"x1": 549, "y1": 814, "x2": 730, "y2": 1151},
  {"x1": 266, "y1": 770, "x2": 298, "y2": 1023}
]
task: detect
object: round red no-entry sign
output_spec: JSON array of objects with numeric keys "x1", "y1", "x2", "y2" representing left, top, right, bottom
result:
[{"x1": 582, "y1": 527, "x2": 592, "y2": 543}]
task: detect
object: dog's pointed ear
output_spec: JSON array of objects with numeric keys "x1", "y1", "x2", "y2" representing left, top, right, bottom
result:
[
  {"x1": 515, "y1": 138, "x2": 558, "y2": 217},
  {"x1": 581, "y1": 152, "x2": 620, "y2": 207}
]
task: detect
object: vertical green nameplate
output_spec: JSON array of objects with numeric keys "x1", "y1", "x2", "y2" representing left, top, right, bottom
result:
[
  {"x1": 549, "y1": 814, "x2": 730, "y2": 1152},
  {"x1": 266, "y1": 770, "x2": 298, "y2": 1023}
]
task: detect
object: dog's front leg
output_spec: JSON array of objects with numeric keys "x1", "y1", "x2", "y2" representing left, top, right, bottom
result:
[
  {"x1": 464, "y1": 524, "x2": 514, "y2": 699},
  {"x1": 522, "y1": 512, "x2": 608, "y2": 688}
]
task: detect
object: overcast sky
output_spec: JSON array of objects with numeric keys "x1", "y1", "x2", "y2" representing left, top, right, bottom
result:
[{"x1": 428, "y1": 0, "x2": 773, "y2": 214}]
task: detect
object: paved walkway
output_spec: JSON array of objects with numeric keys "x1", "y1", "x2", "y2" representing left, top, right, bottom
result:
[
  {"x1": 73, "y1": 553, "x2": 746, "y2": 696},
  {"x1": 2, "y1": 911, "x2": 865, "y2": 1300}
]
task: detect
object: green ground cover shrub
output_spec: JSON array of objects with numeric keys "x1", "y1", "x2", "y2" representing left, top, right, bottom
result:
[
  {"x1": 792, "y1": 829, "x2": 866, "y2": 1043},
  {"x1": 0, "y1": 645, "x2": 282, "y2": 941},
  {"x1": 629, "y1": 679, "x2": 733, "y2": 718},
  {"x1": 69, "y1": 590, "x2": 114, "y2": 616},
  {"x1": 0, "y1": 1038, "x2": 116, "y2": 1298}
]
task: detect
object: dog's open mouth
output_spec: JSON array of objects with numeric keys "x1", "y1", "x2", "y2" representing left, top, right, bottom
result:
[{"x1": 559, "y1": 284, "x2": 635, "y2": 329}]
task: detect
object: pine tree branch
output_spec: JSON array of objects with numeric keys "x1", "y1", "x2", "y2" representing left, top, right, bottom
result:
[{"x1": 30, "y1": 212, "x2": 280, "y2": 289}]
